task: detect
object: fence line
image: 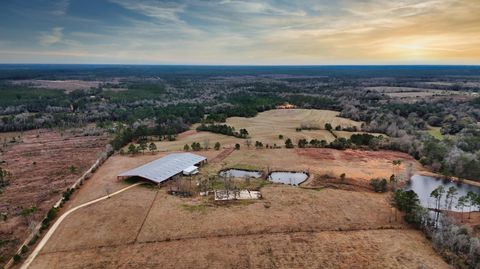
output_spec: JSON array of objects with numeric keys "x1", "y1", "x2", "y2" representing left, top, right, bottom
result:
[{"x1": 4, "y1": 144, "x2": 113, "y2": 269}]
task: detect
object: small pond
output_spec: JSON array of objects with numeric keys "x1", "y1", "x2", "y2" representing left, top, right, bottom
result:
[
  {"x1": 268, "y1": 172, "x2": 309, "y2": 186},
  {"x1": 219, "y1": 169, "x2": 262, "y2": 178},
  {"x1": 405, "y1": 175, "x2": 480, "y2": 212}
]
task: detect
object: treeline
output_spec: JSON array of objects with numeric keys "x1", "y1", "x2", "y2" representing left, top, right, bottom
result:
[
  {"x1": 196, "y1": 124, "x2": 249, "y2": 138},
  {"x1": 392, "y1": 187, "x2": 480, "y2": 268},
  {"x1": 288, "y1": 133, "x2": 384, "y2": 150},
  {"x1": 341, "y1": 91, "x2": 480, "y2": 181},
  {"x1": 207, "y1": 93, "x2": 338, "y2": 122}
]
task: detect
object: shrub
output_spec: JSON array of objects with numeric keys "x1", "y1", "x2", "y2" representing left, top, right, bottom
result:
[
  {"x1": 20, "y1": 245, "x2": 29, "y2": 254},
  {"x1": 329, "y1": 138, "x2": 351, "y2": 150},
  {"x1": 370, "y1": 178, "x2": 388, "y2": 192},
  {"x1": 298, "y1": 138, "x2": 308, "y2": 148},
  {"x1": 13, "y1": 254, "x2": 21, "y2": 263},
  {"x1": 285, "y1": 138, "x2": 294, "y2": 148},
  {"x1": 62, "y1": 188, "x2": 74, "y2": 201},
  {"x1": 46, "y1": 207, "x2": 57, "y2": 221},
  {"x1": 28, "y1": 234, "x2": 39, "y2": 246}
]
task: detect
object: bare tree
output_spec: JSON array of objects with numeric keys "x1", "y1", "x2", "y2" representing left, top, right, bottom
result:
[
  {"x1": 203, "y1": 139, "x2": 210, "y2": 150},
  {"x1": 244, "y1": 139, "x2": 252, "y2": 149},
  {"x1": 105, "y1": 183, "x2": 112, "y2": 198}
]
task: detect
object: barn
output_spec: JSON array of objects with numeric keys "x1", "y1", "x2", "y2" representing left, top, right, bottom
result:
[{"x1": 117, "y1": 153, "x2": 207, "y2": 184}]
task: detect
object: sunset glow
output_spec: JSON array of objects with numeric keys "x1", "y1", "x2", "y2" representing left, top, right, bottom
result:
[{"x1": 0, "y1": 0, "x2": 479, "y2": 64}]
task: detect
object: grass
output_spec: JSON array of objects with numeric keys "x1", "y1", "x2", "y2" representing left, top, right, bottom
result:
[
  {"x1": 181, "y1": 204, "x2": 209, "y2": 213},
  {"x1": 147, "y1": 109, "x2": 372, "y2": 151},
  {"x1": 226, "y1": 164, "x2": 262, "y2": 172},
  {"x1": 237, "y1": 179, "x2": 271, "y2": 190},
  {"x1": 427, "y1": 126, "x2": 444, "y2": 140},
  {"x1": 206, "y1": 177, "x2": 271, "y2": 191}
]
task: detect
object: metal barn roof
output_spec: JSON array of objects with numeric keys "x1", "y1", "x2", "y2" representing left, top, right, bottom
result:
[{"x1": 118, "y1": 153, "x2": 206, "y2": 183}]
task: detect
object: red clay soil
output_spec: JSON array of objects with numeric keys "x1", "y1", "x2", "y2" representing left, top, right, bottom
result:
[
  {"x1": 176, "y1": 130, "x2": 199, "y2": 139},
  {"x1": 0, "y1": 129, "x2": 109, "y2": 266},
  {"x1": 296, "y1": 148, "x2": 415, "y2": 162}
]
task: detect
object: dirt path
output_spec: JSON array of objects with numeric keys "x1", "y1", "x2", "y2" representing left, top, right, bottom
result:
[
  {"x1": 210, "y1": 148, "x2": 235, "y2": 163},
  {"x1": 20, "y1": 183, "x2": 143, "y2": 269},
  {"x1": 39, "y1": 226, "x2": 409, "y2": 255}
]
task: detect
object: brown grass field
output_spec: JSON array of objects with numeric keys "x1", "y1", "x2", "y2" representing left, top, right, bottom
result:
[
  {"x1": 364, "y1": 86, "x2": 472, "y2": 104},
  {"x1": 0, "y1": 129, "x2": 110, "y2": 267},
  {"x1": 10, "y1": 80, "x2": 104, "y2": 93},
  {"x1": 24, "y1": 145, "x2": 448, "y2": 268},
  {"x1": 16, "y1": 109, "x2": 450, "y2": 268},
  {"x1": 143, "y1": 109, "x2": 382, "y2": 152}
]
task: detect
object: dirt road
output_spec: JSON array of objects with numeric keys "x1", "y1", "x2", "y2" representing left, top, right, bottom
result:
[{"x1": 20, "y1": 183, "x2": 143, "y2": 269}]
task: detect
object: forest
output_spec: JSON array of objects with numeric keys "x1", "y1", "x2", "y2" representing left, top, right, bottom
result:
[{"x1": 1, "y1": 65, "x2": 480, "y2": 181}]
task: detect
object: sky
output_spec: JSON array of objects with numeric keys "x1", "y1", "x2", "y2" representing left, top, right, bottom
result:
[{"x1": 0, "y1": 0, "x2": 479, "y2": 65}]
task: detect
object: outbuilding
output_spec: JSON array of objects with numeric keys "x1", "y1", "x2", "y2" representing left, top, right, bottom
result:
[
  {"x1": 117, "y1": 153, "x2": 206, "y2": 184},
  {"x1": 182, "y1": 165, "x2": 199, "y2": 175}
]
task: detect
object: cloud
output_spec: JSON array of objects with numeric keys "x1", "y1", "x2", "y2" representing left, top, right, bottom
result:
[
  {"x1": 38, "y1": 27, "x2": 64, "y2": 45},
  {"x1": 2, "y1": 0, "x2": 480, "y2": 64},
  {"x1": 109, "y1": 0, "x2": 185, "y2": 23},
  {"x1": 52, "y1": 0, "x2": 70, "y2": 16}
]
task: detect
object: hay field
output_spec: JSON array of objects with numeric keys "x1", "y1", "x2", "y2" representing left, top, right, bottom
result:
[{"x1": 149, "y1": 109, "x2": 370, "y2": 152}]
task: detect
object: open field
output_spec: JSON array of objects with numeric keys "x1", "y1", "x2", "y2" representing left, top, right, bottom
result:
[
  {"x1": 22, "y1": 146, "x2": 448, "y2": 269},
  {"x1": 204, "y1": 148, "x2": 423, "y2": 183},
  {"x1": 32, "y1": 229, "x2": 447, "y2": 269},
  {"x1": 15, "y1": 110, "x2": 447, "y2": 269},
  {"x1": 421, "y1": 81, "x2": 480, "y2": 88},
  {"x1": 0, "y1": 131, "x2": 22, "y2": 142},
  {"x1": 0, "y1": 129, "x2": 110, "y2": 266},
  {"x1": 148, "y1": 109, "x2": 380, "y2": 152},
  {"x1": 426, "y1": 126, "x2": 444, "y2": 140},
  {"x1": 10, "y1": 80, "x2": 104, "y2": 93},
  {"x1": 365, "y1": 86, "x2": 470, "y2": 103},
  {"x1": 366, "y1": 86, "x2": 462, "y2": 96}
]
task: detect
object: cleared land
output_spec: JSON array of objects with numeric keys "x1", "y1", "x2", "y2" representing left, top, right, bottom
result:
[
  {"x1": 204, "y1": 148, "x2": 423, "y2": 183},
  {"x1": 0, "y1": 129, "x2": 110, "y2": 266},
  {"x1": 366, "y1": 86, "x2": 469, "y2": 103},
  {"x1": 21, "y1": 110, "x2": 446, "y2": 268},
  {"x1": 150, "y1": 109, "x2": 378, "y2": 152},
  {"x1": 25, "y1": 146, "x2": 446, "y2": 268},
  {"x1": 10, "y1": 80, "x2": 104, "y2": 93},
  {"x1": 33, "y1": 229, "x2": 446, "y2": 269},
  {"x1": 366, "y1": 86, "x2": 461, "y2": 96},
  {"x1": 426, "y1": 126, "x2": 444, "y2": 140}
]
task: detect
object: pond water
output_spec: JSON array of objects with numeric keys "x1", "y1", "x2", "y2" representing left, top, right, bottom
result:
[
  {"x1": 405, "y1": 175, "x2": 480, "y2": 212},
  {"x1": 268, "y1": 172, "x2": 308, "y2": 186},
  {"x1": 219, "y1": 169, "x2": 262, "y2": 178}
]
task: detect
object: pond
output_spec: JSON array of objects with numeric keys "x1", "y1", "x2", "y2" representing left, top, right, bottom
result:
[
  {"x1": 268, "y1": 172, "x2": 308, "y2": 186},
  {"x1": 219, "y1": 169, "x2": 262, "y2": 179},
  {"x1": 405, "y1": 175, "x2": 480, "y2": 212}
]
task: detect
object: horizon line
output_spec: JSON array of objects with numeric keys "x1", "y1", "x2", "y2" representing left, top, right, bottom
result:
[{"x1": 0, "y1": 63, "x2": 479, "y2": 67}]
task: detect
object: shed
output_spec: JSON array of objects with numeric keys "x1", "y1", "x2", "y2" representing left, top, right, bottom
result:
[{"x1": 183, "y1": 165, "x2": 199, "y2": 175}]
